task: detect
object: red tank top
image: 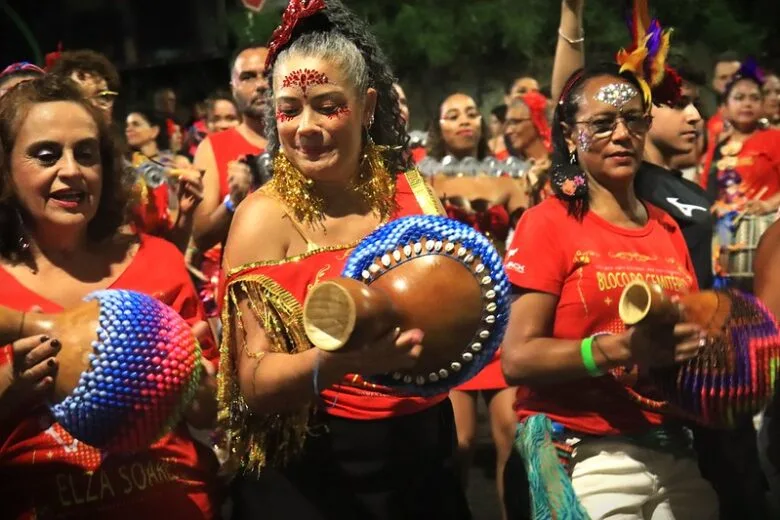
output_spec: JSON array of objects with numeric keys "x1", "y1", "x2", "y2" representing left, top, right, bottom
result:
[
  {"x1": 208, "y1": 127, "x2": 263, "y2": 199},
  {"x1": 222, "y1": 171, "x2": 447, "y2": 420}
]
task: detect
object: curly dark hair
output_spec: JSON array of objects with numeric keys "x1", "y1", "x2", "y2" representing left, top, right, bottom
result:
[
  {"x1": 426, "y1": 93, "x2": 490, "y2": 161},
  {"x1": 263, "y1": 0, "x2": 409, "y2": 174},
  {"x1": 48, "y1": 50, "x2": 121, "y2": 92},
  {"x1": 552, "y1": 63, "x2": 649, "y2": 220},
  {"x1": 0, "y1": 75, "x2": 129, "y2": 262}
]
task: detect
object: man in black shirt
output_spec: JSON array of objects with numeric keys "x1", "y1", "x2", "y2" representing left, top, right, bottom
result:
[
  {"x1": 633, "y1": 92, "x2": 714, "y2": 289},
  {"x1": 635, "y1": 76, "x2": 766, "y2": 520}
]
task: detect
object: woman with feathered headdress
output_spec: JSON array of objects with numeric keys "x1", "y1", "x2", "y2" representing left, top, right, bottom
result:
[{"x1": 500, "y1": 1, "x2": 719, "y2": 518}]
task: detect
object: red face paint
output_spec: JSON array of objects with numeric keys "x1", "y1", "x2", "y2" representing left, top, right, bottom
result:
[
  {"x1": 282, "y1": 68, "x2": 329, "y2": 97},
  {"x1": 275, "y1": 109, "x2": 296, "y2": 122},
  {"x1": 326, "y1": 106, "x2": 351, "y2": 119}
]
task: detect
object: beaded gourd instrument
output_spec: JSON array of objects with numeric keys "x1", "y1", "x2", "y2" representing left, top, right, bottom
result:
[
  {"x1": 619, "y1": 280, "x2": 780, "y2": 427},
  {"x1": 303, "y1": 215, "x2": 511, "y2": 395},
  {"x1": 0, "y1": 290, "x2": 202, "y2": 452}
]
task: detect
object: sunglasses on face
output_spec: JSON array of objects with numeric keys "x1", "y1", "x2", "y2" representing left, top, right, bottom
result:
[{"x1": 575, "y1": 112, "x2": 652, "y2": 139}]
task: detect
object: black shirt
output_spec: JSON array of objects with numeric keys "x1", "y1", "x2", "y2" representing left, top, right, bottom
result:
[{"x1": 634, "y1": 161, "x2": 714, "y2": 289}]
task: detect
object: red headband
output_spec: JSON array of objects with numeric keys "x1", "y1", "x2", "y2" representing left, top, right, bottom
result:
[{"x1": 266, "y1": 0, "x2": 327, "y2": 70}]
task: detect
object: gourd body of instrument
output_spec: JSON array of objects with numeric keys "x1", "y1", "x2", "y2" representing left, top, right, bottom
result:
[
  {"x1": 618, "y1": 279, "x2": 780, "y2": 427},
  {"x1": 303, "y1": 215, "x2": 510, "y2": 395},
  {"x1": 0, "y1": 290, "x2": 201, "y2": 452}
]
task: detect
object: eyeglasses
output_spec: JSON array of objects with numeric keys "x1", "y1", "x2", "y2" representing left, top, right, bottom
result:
[
  {"x1": 574, "y1": 112, "x2": 652, "y2": 139},
  {"x1": 91, "y1": 90, "x2": 119, "y2": 108}
]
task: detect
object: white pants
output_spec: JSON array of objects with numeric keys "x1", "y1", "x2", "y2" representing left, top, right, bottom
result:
[{"x1": 570, "y1": 439, "x2": 719, "y2": 520}]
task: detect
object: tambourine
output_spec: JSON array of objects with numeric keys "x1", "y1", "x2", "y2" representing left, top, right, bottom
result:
[
  {"x1": 302, "y1": 215, "x2": 511, "y2": 395},
  {"x1": 0, "y1": 290, "x2": 202, "y2": 452},
  {"x1": 619, "y1": 279, "x2": 780, "y2": 427}
]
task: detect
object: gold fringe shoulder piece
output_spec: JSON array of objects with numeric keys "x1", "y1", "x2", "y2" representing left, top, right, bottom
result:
[
  {"x1": 217, "y1": 273, "x2": 312, "y2": 474},
  {"x1": 404, "y1": 169, "x2": 446, "y2": 216}
]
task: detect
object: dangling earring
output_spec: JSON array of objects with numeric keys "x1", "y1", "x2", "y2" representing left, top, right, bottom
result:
[
  {"x1": 552, "y1": 149, "x2": 587, "y2": 200},
  {"x1": 355, "y1": 125, "x2": 397, "y2": 220},
  {"x1": 269, "y1": 152, "x2": 324, "y2": 225},
  {"x1": 15, "y1": 208, "x2": 30, "y2": 252}
]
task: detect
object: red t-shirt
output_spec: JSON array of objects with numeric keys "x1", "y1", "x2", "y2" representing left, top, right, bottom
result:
[
  {"x1": 0, "y1": 235, "x2": 220, "y2": 520},
  {"x1": 208, "y1": 127, "x2": 263, "y2": 200},
  {"x1": 505, "y1": 198, "x2": 697, "y2": 435}
]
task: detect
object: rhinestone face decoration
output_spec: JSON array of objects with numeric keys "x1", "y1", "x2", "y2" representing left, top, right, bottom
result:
[
  {"x1": 594, "y1": 83, "x2": 639, "y2": 109},
  {"x1": 341, "y1": 215, "x2": 510, "y2": 395},
  {"x1": 50, "y1": 290, "x2": 201, "y2": 453}
]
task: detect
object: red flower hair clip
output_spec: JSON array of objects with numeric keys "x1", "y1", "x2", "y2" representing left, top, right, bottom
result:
[{"x1": 266, "y1": 0, "x2": 327, "y2": 70}]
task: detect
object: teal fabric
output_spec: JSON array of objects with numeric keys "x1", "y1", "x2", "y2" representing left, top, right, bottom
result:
[{"x1": 516, "y1": 414, "x2": 590, "y2": 520}]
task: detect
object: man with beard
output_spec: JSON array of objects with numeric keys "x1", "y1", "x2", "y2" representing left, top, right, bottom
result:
[{"x1": 192, "y1": 44, "x2": 269, "y2": 252}]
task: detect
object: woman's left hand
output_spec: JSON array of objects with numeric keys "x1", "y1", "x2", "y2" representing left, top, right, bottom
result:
[
  {"x1": 184, "y1": 321, "x2": 217, "y2": 429},
  {"x1": 174, "y1": 167, "x2": 205, "y2": 216}
]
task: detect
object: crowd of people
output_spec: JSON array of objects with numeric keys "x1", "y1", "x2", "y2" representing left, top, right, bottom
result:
[{"x1": 1, "y1": 0, "x2": 780, "y2": 518}]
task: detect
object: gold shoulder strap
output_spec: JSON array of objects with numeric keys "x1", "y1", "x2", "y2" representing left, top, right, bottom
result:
[{"x1": 403, "y1": 169, "x2": 446, "y2": 216}]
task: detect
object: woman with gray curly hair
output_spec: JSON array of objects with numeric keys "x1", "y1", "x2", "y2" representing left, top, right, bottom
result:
[{"x1": 218, "y1": 1, "x2": 470, "y2": 519}]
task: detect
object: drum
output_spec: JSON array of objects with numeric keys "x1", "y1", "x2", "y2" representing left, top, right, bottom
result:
[
  {"x1": 0, "y1": 290, "x2": 202, "y2": 452},
  {"x1": 618, "y1": 279, "x2": 780, "y2": 427},
  {"x1": 302, "y1": 215, "x2": 511, "y2": 395},
  {"x1": 714, "y1": 213, "x2": 777, "y2": 291}
]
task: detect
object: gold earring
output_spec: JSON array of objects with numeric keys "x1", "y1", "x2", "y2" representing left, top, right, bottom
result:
[
  {"x1": 354, "y1": 129, "x2": 397, "y2": 220},
  {"x1": 269, "y1": 152, "x2": 323, "y2": 224}
]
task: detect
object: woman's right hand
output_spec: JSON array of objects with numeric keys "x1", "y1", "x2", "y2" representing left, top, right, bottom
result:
[
  {"x1": 618, "y1": 319, "x2": 705, "y2": 368},
  {"x1": 333, "y1": 327, "x2": 424, "y2": 376},
  {"x1": 0, "y1": 335, "x2": 60, "y2": 420}
]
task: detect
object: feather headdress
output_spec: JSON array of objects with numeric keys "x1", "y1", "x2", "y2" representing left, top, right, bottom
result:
[{"x1": 616, "y1": 0, "x2": 681, "y2": 109}]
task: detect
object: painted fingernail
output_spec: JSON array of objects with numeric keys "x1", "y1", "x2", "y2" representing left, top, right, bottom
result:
[
  {"x1": 47, "y1": 358, "x2": 56, "y2": 367},
  {"x1": 698, "y1": 337, "x2": 707, "y2": 347},
  {"x1": 40, "y1": 335, "x2": 49, "y2": 343},
  {"x1": 51, "y1": 339, "x2": 61, "y2": 349}
]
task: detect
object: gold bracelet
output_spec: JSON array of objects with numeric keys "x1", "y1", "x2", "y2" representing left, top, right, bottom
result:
[{"x1": 558, "y1": 28, "x2": 585, "y2": 44}]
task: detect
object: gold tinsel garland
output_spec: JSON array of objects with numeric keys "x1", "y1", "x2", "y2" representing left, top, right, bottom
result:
[
  {"x1": 217, "y1": 274, "x2": 312, "y2": 473},
  {"x1": 267, "y1": 143, "x2": 398, "y2": 226}
]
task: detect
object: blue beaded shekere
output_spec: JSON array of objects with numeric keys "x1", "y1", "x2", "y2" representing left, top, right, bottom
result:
[{"x1": 342, "y1": 215, "x2": 511, "y2": 395}]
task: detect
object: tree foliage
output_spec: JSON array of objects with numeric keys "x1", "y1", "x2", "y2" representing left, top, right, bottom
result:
[{"x1": 230, "y1": 0, "x2": 777, "y2": 124}]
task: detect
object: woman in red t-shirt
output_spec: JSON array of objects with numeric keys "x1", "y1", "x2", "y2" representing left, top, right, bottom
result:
[
  {"x1": 501, "y1": 63, "x2": 718, "y2": 518},
  {"x1": 0, "y1": 76, "x2": 220, "y2": 519}
]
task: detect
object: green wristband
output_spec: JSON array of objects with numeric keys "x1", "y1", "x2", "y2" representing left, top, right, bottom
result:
[{"x1": 580, "y1": 336, "x2": 603, "y2": 377}]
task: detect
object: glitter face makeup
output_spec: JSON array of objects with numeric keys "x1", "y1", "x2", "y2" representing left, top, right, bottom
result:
[
  {"x1": 576, "y1": 127, "x2": 593, "y2": 152},
  {"x1": 282, "y1": 68, "x2": 329, "y2": 97},
  {"x1": 594, "y1": 83, "x2": 639, "y2": 108}
]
